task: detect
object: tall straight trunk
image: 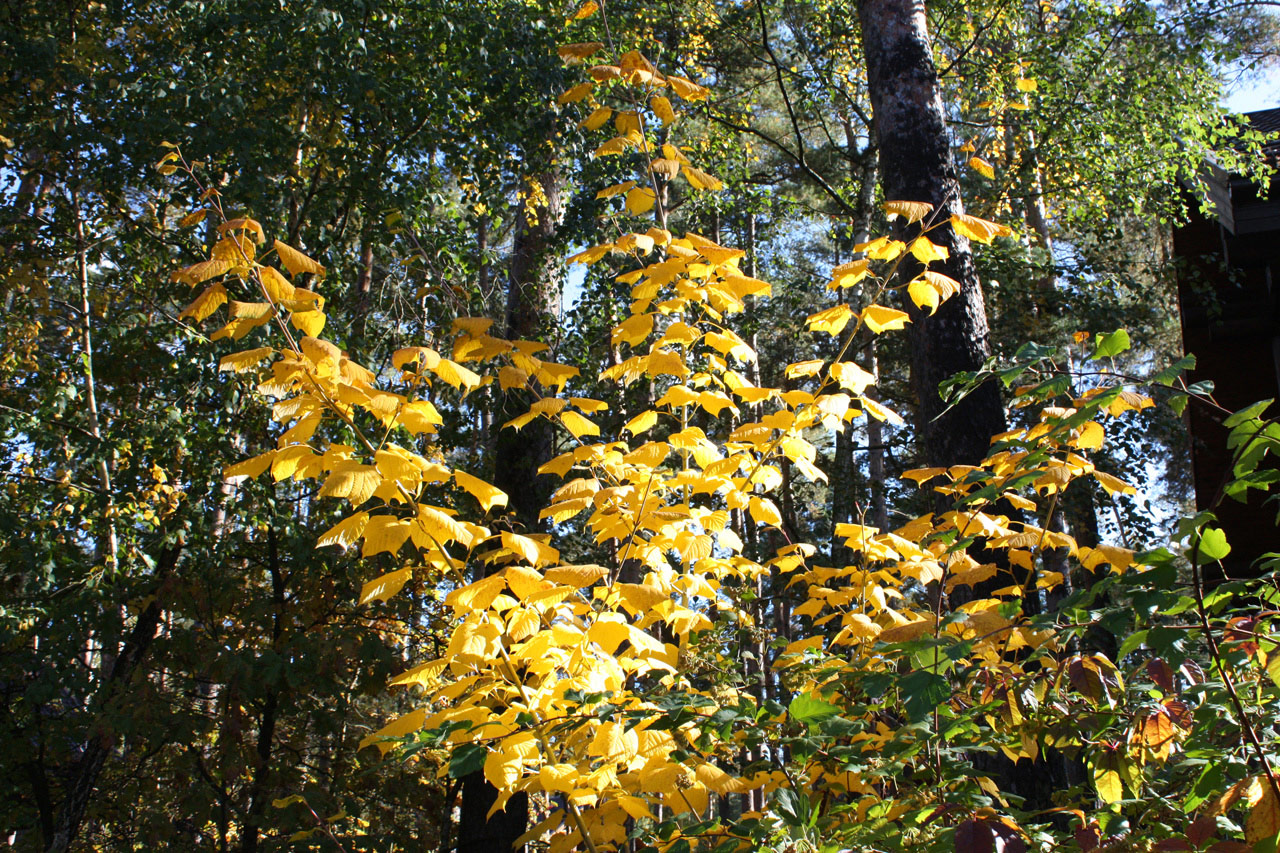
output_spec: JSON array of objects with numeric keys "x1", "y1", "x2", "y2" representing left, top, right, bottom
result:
[
  {"x1": 858, "y1": 0, "x2": 1075, "y2": 809},
  {"x1": 859, "y1": 0, "x2": 1007, "y2": 470},
  {"x1": 492, "y1": 169, "x2": 565, "y2": 525},
  {"x1": 458, "y1": 168, "x2": 564, "y2": 853}
]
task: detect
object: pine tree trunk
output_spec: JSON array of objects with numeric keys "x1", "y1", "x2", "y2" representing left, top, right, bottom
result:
[{"x1": 858, "y1": 0, "x2": 1006, "y2": 469}]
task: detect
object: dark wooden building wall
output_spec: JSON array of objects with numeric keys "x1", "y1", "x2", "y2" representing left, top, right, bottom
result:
[{"x1": 1174, "y1": 150, "x2": 1280, "y2": 577}]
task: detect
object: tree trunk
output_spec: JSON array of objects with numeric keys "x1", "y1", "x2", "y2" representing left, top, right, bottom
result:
[
  {"x1": 492, "y1": 169, "x2": 565, "y2": 525},
  {"x1": 858, "y1": 0, "x2": 1007, "y2": 469},
  {"x1": 458, "y1": 168, "x2": 564, "y2": 853}
]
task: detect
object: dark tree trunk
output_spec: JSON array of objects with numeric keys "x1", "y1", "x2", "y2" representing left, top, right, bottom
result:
[
  {"x1": 458, "y1": 168, "x2": 564, "y2": 853},
  {"x1": 857, "y1": 0, "x2": 1076, "y2": 810},
  {"x1": 493, "y1": 169, "x2": 565, "y2": 526},
  {"x1": 859, "y1": 0, "x2": 1007, "y2": 469}
]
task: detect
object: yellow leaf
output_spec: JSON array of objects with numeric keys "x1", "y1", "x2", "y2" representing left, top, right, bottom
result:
[
  {"x1": 484, "y1": 748, "x2": 523, "y2": 790},
  {"x1": 909, "y1": 236, "x2": 949, "y2": 263},
  {"x1": 544, "y1": 564, "x2": 609, "y2": 587},
  {"x1": 618, "y1": 795, "x2": 654, "y2": 820},
  {"x1": 1093, "y1": 470, "x2": 1136, "y2": 496},
  {"x1": 581, "y1": 106, "x2": 612, "y2": 131},
  {"x1": 1015, "y1": 77, "x2": 1038, "y2": 92},
  {"x1": 571, "y1": 0, "x2": 598, "y2": 20},
  {"x1": 361, "y1": 515, "x2": 413, "y2": 558},
  {"x1": 291, "y1": 309, "x2": 326, "y2": 337},
  {"x1": 614, "y1": 110, "x2": 641, "y2": 135},
  {"x1": 212, "y1": 301, "x2": 275, "y2": 341},
  {"x1": 359, "y1": 567, "x2": 412, "y2": 604},
  {"x1": 681, "y1": 165, "x2": 724, "y2": 191},
  {"x1": 455, "y1": 470, "x2": 509, "y2": 513},
  {"x1": 901, "y1": 467, "x2": 946, "y2": 485},
  {"x1": 596, "y1": 181, "x2": 636, "y2": 199},
  {"x1": 919, "y1": 270, "x2": 961, "y2": 302},
  {"x1": 950, "y1": 213, "x2": 1013, "y2": 244},
  {"x1": 968, "y1": 156, "x2": 995, "y2": 179},
  {"x1": 616, "y1": 582, "x2": 667, "y2": 614},
  {"x1": 218, "y1": 217, "x2": 265, "y2": 244},
  {"x1": 447, "y1": 574, "x2": 507, "y2": 612},
  {"x1": 724, "y1": 273, "x2": 771, "y2": 299},
  {"x1": 662, "y1": 143, "x2": 691, "y2": 165},
  {"x1": 651, "y1": 95, "x2": 675, "y2": 125},
  {"x1": 623, "y1": 410, "x2": 659, "y2": 435},
  {"x1": 625, "y1": 187, "x2": 656, "y2": 215},
  {"x1": 830, "y1": 361, "x2": 876, "y2": 395},
  {"x1": 667, "y1": 75, "x2": 709, "y2": 101},
  {"x1": 1248, "y1": 782, "x2": 1280, "y2": 845},
  {"x1": 861, "y1": 304, "x2": 910, "y2": 333},
  {"x1": 749, "y1": 496, "x2": 782, "y2": 527},
  {"x1": 432, "y1": 359, "x2": 482, "y2": 390},
  {"x1": 179, "y1": 208, "x2": 208, "y2": 227},
  {"x1": 319, "y1": 463, "x2": 382, "y2": 507},
  {"x1": 650, "y1": 158, "x2": 681, "y2": 179},
  {"x1": 539, "y1": 764, "x2": 579, "y2": 793},
  {"x1": 171, "y1": 258, "x2": 231, "y2": 286},
  {"x1": 273, "y1": 240, "x2": 326, "y2": 277},
  {"x1": 557, "y1": 82, "x2": 594, "y2": 104},
  {"x1": 1076, "y1": 421, "x2": 1105, "y2": 450},
  {"x1": 1094, "y1": 764, "x2": 1123, "y2": 805},
  {"x1": 259, "y1": 266, "x2": 295, "y2": 303},
  {"x1": 855, "y1": 236, "x2": 905, "y2": 260},
  {"x1": 557, "y1": 41, "x2": 604, "y2": 63},
  {"x1": 178, "y1": 283, "x2": 228, "y2": 322},
  {"x1": 908, "y1": 277, "x2": 941, "y2": 313},
  {"x1": 862, "y1": 396, "x2": 904, "y2": 425},
  {"x1": 397, "y1": 400, "x2": 443, "y2": 435},
  {"x1": 785, "y1": 359, "x2": 825, "y2": 380},
  {"x1": 502, "y1": 531, "x2": 560, "y2": 567},
  {"x1": 594, "y1": 136, "x2": 630, "y2": 157},
  {"x1": 806, "y1": 304, "x2": 854, "y2": 336},
  {"x1": 560, "y1": 410, "x2": 600, "y2": 438},
  {"x1": 224, "y1": 450, "x2": 276, "y2": 480},
  {"x1": 588, "y1": 721, "x2": 639, "y2": 762},
  {"x1": 317, "y1": 512, "x2": 370, "y2": 549},
  {"x1": 829, "y1": 259, "x2": 870, "y2": 290},
  {"x1": 883, "y1": 200, "x2": 933, "y2": 224},
  {"x1": 359, "y1": 709, "x2": 425, "y2": 754},
  {"x1": 414, "y1": 505, "x2": 471, "y2": 547}
]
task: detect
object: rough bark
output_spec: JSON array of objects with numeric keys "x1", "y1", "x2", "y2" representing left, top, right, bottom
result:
[
  {"x1": 858, "y1": 0, "x2": 1007, "y2": 469},
  {"x1": 492, "y1": 169, "x2": 565, "y2": 525}
]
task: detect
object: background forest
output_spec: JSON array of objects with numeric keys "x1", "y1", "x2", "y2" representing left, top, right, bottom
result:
[{"x1": 2, "y1": 0, "x2": 1280, "y2": 851}]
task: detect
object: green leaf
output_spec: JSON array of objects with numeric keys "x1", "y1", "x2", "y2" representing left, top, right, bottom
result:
[
  {"x1": 1224, "y1": 399, "x2": 1273, "y2": 428},
  {"x1": 1092, "y1": 329, "x2": 1131, "y2": 359},
  {"x1": 1117, "y1": 629, "x2": 1149, "y2": 661},
  {"x1": 1196, "y1": 527, "x2": 1231, "y2": 562},
  {"x1": 1151, "y1": 354, "x2": 1196, "y2": 386},
  {"x1": 789, "y1": 693, "x2": 841, "y2": 725},
  {"x1": 448, "y1": 743, "x2": 488, "y2": 779},
  {"x1": 899, "y1": 671, "x2": 950, "y2": 722},
  {"x1": 1267, "y1": 652, "x2": 1280, "y2": 691}
]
